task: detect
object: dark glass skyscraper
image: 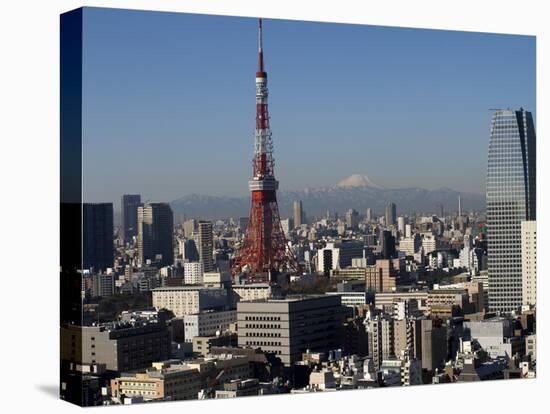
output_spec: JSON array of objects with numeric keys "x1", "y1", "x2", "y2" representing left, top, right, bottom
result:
[
  {"x1": 486, "y1": 108, "x2": 536, "y2": 313},
  {"x1": 121, "y1": 194, "x2": 141, "y2": 243},
  {"x1": 385, "y1": 202, "x2": 396, "y2": 227},
  {"x1": 137, "y1": 203, "x2": 174, "y2": 267},
  {"x1": 83, "y1": 203, "x2": 114, "y2": 272}
]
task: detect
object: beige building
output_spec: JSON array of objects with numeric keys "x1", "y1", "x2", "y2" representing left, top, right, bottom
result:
[
  {"x1": 293, "y1": 200, "x2": 303, "y2": 227},
  {"x1": 375, "y1": 291, "x2": 429, "y2": 314},
  {"x1": 521, "y1": 221, "x2": 536, "y2": 306},
  {"x1": 237, "y1": 295, "x2": 345, "y2": 366},
  {"x1": 111, "y1": 361, "x2": 201, "y2": 402},
  {"x1": 368, "y1": 317, "x2": 417, "y2": 370},
  {"x1": 231, "y1": 283, "x2": 279, "y2": 305},
  {"x1": 427, "y1": 289, "x2": 470, "y2": 317},
  {"x1": 330, "y1": 267, "x2": 367, "y2": 281},
  {"x1": 192, "y1": 333, "x2": 238, "y2": 356},
  {"x1": 432, "y1": 282, "x2": 485, "y2": 313},
  {"x1": 60, "y1": 321, "x2": 171, "y2": 373},
  {"x1": 203, "y1": 271, "x2": 232, "y2": 288},
  {"x1": 215, "y1": 379, "x2": 260, "y2": 398},
  {"x1": 152, "y1": 286, "x2": 228, "y2": 317},
  {"x1": 331, "y1": 259, "x2": 398, "y2": 293},
  {"x1": 399, "y1": 234, "x2": 421, "y2": 256}
]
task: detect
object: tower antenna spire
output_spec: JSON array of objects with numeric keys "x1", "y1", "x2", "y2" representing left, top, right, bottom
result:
[{"x1": 258, "y1": 18, "x2": 264, "y2": 73}]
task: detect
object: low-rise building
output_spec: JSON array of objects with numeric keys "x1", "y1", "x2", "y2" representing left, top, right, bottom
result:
[
  {"x1": 152, "y1": 286, "x2": 228, "y2": 317},
  {"x1": 231, "y1": 283, "x2": 280, "y2": 305},
  {"x1": 183, "y1": 309, "x2": 237, "y2": 342},
  {"x1": 60, "y1": 318, "x2": 171, "y2": 372},
  {"x1": 215, "y1": 379, "x2": 260, "y2": 398},
  {"x1": 237, "y1": 295, "x2": 346, "y2": 366},
  {"x1": 111, "y1": 361, "x2": 201, "y2": 402},
  {"x1": 192, "y1": 333, "x2": 238, "y2": 356}
]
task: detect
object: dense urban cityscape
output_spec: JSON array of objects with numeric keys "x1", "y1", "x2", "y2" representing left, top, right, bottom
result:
[{"x1": 60, "y1": 18, "x2": 536, "y2": 407}]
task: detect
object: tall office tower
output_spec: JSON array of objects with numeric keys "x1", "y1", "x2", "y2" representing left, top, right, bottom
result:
[
  {"x1": 121, "y1": 194, "x2": 141, "y2": 243},
  {"x1": 385, "y1": 202, "x2": 397, "y2": 227},
  {"x1": 293, "y1": 200, "x2": 303, "y2": 228},
  {"x1": 521, "y1": 221, "x2": 537, "y2": 307},
  {"x1": 183, "y1": 218, "x2": 197, "y2": 238},
  {"x1": 397, "y1": 216, "x2": 406, "y2": 236},
  {"x1": 83, "y1": 203, "x2": 114, "y2": 272},
  {"x1": 345, "y1": 208, "x2": 359, "y2": 229},
  {"x1": 381, "y1": 230, "x2": 396, "y2": 259},
  {"x1": 438, "y1": 203, "x2": 444, "y2": 219},
  {"x1": 458, "y1": 195, "x2": 462, "y2": 217},
  {"x1": 198, "y1": 220, "x2": 215, "y2": 272},
  {"x1": 280, "y1": 218, "x2": 294, "y2": 236},
  {"x1": 487, "y1": 109, "x2": 536, "y2": 313},
  {"x1": 366, "y1": 208, "x2": 373, "y2": 222},
  {"x1": 405, "y1": 224, "x2": 412, "y2": 238},
  {"x1": 231, "y1": 19, "x2": 299, "y2": 279},
  {"x1": 138, "y1": 203, "x2": 174, "y2": 267}
]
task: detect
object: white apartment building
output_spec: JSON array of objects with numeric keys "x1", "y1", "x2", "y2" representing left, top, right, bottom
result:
[
  {"x1": 521, "y1": 221, "x2": 536, "y2": 307},
  {"x1": 184, "y1": 262, "x2": 204, "y2": 285},
  {"x1": 152, "y1": 286, "x2": 228, "y2": 317},
  {"x1": 183, "y1": 309, "x2": 237, "y2": 342}
]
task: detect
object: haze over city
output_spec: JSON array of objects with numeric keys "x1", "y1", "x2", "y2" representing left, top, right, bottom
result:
[{"x1": 81, "y1": 8, "x2": 535, "y2": 210}]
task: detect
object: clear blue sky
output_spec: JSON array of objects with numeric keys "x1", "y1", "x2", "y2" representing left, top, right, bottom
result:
[{"x1": 81, "y1": 7, "x2": 536, "y2": 208}]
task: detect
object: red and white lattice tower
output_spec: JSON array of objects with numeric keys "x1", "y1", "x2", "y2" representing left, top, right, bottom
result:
[{"x1": 231, "y1": 19, "x2": 299, "y2": 281}]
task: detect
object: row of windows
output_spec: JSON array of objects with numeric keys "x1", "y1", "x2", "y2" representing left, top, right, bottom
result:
[
  {"x1": 244, "y1": 316, "x2": 281, "y2": 321},
  {"x1": 245, "y1": 332, "x2": 281, "y2": 338},
  {"x1": 244, "y1": 324, "x2": 281, "y2": 329},
  {"x1": 245, "y1": 341, "x2": 282, "y2": 350}
]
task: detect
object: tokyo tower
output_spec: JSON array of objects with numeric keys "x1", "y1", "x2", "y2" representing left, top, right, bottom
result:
[{"x1": 231, "y1": 19, "x2": 299, "y2": 281}]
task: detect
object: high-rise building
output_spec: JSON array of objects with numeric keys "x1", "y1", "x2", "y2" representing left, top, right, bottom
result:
[
  {"x1": 397, "y1": 216, "x2": 406, "y2": 236},
  {"x1": 385, "y1": 202, "x2": 397, "y2": 227},
  {"x1": 521, "y1": 221, "x2": 537, "y2": 307},
  {"x1": 380, "y1": 230, "x2": 396, "y2": 259},
  {"x1": 365, "y1": 208, "x2": 373, "y2": 222},
  {"x1": 345, "y1": 208, "x2": 359, "y2": 230},
  {"x1": 197, "y1": 221, "x2": 214, "y2": 272},
  {"x1": 83, "y1": 203, "x2": 114, "y2": 272},
  {"x1": 293, "y1": 200, "x2": 303, "y2": 228},
  {"x1": 486, "y1": 109, "x2": 536, "y2": 313},
  {"x1": 121, "y1": 194, "x2": 141, "y2": 243},
  {"x1": 183, "y1": 219, "x2": 197, "y2": 238},
  {"x1": 137, "y1": 203, "x2": 174, "y2": 267},
  {"x1": 399, "y1": 234, "x2": 421, "y2": 256},
  {"x1": 281, "y1": 218, "x2": 294, "y2": 236}
]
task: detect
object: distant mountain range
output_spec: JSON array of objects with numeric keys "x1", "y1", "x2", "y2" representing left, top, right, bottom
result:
[{"x1": 169, "y1": 174, "x2": 485, "y2": 220}]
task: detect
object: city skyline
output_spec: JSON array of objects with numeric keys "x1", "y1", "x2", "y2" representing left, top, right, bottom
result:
[
  {"x1": 60, "y1": 8, "x2": 537, "y2": 406},
  {"x1": 81, "y1": 8, "x2": 535, "y2": 209}
]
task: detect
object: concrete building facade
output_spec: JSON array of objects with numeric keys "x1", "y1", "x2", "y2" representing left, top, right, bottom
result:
[{"x1": 237, "y1": 295, "x2": 345, "y2": 365}]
